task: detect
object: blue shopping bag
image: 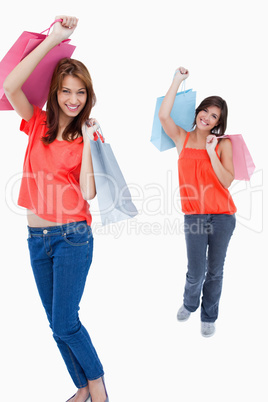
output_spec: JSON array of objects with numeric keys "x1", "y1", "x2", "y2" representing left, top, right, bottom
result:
[
  {"x1": 150, "y1": 88, "x2": 196, "y2": 151},
  {"x1": 90, "y1": 133, "x2": 138, "y2": 225}
]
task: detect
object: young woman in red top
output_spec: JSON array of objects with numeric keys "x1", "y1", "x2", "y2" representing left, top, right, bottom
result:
[
  {"x1": 159, "y1": 67, "x2": 236, "y2": 337},
  {"x1": 4, "y1": 16, "x2": 108, "y2": 401}
]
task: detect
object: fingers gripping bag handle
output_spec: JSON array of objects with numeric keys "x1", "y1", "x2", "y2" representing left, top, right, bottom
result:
[
  {"x1": 94, "y1": 126, "x2": 105, "y2": 143},
  {"x1": 86, "y1": 120, "x2": 105, "y2": 143},
  {"x1": 40, "y1": 19, "x2": 63, "y2": 35},
  {"x1": 40, "y1": 19, "x2": 71, "y2": 44}
]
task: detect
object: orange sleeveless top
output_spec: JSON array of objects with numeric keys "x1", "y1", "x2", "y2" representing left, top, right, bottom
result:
[{"x1": 178, "y1": 132, "x2": 236, "y2": 215}]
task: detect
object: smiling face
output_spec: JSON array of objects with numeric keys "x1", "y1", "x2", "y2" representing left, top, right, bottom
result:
[
  {"x1": 196, "y1": 106, "x2": 221, "y2": 132},
  {"x1": 193, "y1": 96, "x2": 228, "y2": 136},
  {"x1": 57, "y1": 75, "x2": 87, "y2": 121}
]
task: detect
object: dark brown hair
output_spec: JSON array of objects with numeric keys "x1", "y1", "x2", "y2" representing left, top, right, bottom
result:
[
  {"x1": 193, "y1": 96, "x2": 228, "y2": 136},
  {"x1": 42, "y1": 58, "x2": 96, "y2": 144}
]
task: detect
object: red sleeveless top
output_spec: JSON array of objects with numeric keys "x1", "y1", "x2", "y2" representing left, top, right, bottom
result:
[{"x1": 178, "y1": 132, "x2": 236, "y2": 215}]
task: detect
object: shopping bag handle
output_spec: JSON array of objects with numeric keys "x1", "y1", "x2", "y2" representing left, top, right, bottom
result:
[
  {"x1": 86, "y1": 120, "x2": 105, "y2": 143},
  {"x1": 40, "y1": 19, "x2": 63, "y2": 35},
  {"x1": 40, "y1": 19, "x2": 71, "y2": 44},
  {"x1": 173, "y1": 70, "x2": 187, "y2": 94}
]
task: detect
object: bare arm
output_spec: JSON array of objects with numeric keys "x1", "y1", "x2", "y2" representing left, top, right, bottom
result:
[
  {"x1": 79, "y1": 121, "x2": 98, "y2": 201},
  {"x1": 206, "y1": 136, "x2": 234, "y2": 188},
  {"x1": 3, "y1": 16, "x2": 78, "y2": 121},
  {"x1": 158, "y1": 67, "x2": 189, "y2": 148}
]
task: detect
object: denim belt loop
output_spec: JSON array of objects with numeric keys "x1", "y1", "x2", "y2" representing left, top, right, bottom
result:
[{"x1": 60, "y1": 225, "x2": 66, "y2": 237}]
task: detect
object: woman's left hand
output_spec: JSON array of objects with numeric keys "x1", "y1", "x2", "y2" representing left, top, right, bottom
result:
[
  {"x1": 51, "y1": 16, "x2": 78, "y2": 42},
  {"x1": 206, "y1": 134, "x2": 218, "y2": 155},
  {"x1": 82, "y1": 118, "x2": 100, "y2": 141}
]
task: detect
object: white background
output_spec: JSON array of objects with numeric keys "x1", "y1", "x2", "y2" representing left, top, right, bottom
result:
[{"x1": 0, "y1": 1, "x2": 267, "y2": 401}]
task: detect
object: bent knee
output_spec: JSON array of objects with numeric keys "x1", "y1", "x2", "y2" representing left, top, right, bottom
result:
[{"x1": 52, "y1": 319, "x2": 81, "y2": 339}]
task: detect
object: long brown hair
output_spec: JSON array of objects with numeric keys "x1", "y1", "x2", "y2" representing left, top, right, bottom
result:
[
  {"x1": 42, "y1": 58, "x2": 96, "y2": 144},
  {"x1": 193, "y1": 96, "x2": 228, "y2": 136}
]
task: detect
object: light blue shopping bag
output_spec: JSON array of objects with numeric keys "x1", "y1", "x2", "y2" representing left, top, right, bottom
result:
[
  {"x1": 90, "y1": 135, "x2": 138, "y2": 225},
  {"x1": 150, "y1": 88, "x2": 196, "y2": 151}
]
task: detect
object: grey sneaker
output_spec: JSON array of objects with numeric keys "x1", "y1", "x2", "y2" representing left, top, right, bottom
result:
[
  {"x1": 177, "y1": 305, "x2": 191, "y2": 321},
  {"x1": 201, "y1": 322, "x2": 216, "y2": 337}
]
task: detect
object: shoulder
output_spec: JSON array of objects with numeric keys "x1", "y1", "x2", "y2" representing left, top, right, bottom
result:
[
  {"x1": 176, "y1": 129, "x2": 188, "y2": 155},
  {"x1": 34, "y1": 105, "x2": 47, "y2": 121},
  {"x1": 25, "y1": 105, "x2": 46, "y2": 123},
  {"x1": 175, "y1": 126, "x2": 187, "y2": 142},
  {"x1": 218, "y1": 138, "x2": 233, "y2": 158},
  {"x1": 218, "y1": 137, "x2": 232, "y2": 151},
  {"x1": 20, "y1": 105, "x2": 47, "y2": 135}
]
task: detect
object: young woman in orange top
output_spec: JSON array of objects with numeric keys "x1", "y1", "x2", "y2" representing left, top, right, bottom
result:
[
  {"x1": 4, "y1": 16, "x2": 108, "y2": 402},
  {"x1": 159, "y1": 67, "x2": 236, "y2": 337}
]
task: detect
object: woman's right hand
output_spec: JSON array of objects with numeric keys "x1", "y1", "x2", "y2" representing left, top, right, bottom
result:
[
  {"x1": 83, "y1": 118, "x2": 101, "y2": 141},
  {"x1": 51, "y1": 16, "x2": 78, "y2": 42},
  {"x1": 174, "y1": 66, "x2": 189, "y2": 81}
]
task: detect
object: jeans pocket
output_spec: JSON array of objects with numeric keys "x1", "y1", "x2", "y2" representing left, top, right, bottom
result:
[{"x1": 62, "y1": 230, "x2": 90, "y2": 247}]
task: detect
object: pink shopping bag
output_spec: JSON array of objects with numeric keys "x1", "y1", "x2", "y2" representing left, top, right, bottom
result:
[
  {"x1": 219, "y1": 134, "x2": 255, "y2": 181},
  {"x1": 0, "y1": 20, "x2": 76, "y2": 110}
]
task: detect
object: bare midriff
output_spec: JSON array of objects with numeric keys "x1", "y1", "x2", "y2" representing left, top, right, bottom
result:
[{"x1": 27, "y1": 209, "x2": 63, "y2": 227}]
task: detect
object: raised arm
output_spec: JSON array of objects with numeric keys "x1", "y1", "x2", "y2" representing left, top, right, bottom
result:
[
  {"x1": 158, "y1": 67, "x2": 189, "y2": 147},
  {"x1": 3, "y1": 16, "x2": 78, "y2": 121}
]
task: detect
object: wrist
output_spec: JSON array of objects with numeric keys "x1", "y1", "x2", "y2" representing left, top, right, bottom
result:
[
  {"x1": 172, "y1": 76, "x2": 184, "y2": 88},
  {"x1": 46, "y1": 32, "x2": 64, "y2": 46},
  {"x1": 207, "y1": 148, "x2": 217, "y2": 159},
  {"x1": 82, "y1": 133, "x2": 92, "y2": 144}
]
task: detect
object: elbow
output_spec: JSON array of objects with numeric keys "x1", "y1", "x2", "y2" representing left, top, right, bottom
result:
[
  {"x1": 81, "y1": 187, "x2": 96, "y2": 201},
  {"x1": 222, "y1": 175, "x2": 234, "y2": 189},
  {"x1": 3, "y1": 78, "x2": 17, "y2": 100},
  {"x1": 158, "y1": 111, "x2": 169, "y2": 124},
  {"x1": 80, "y1": 173, "x2": 96, "y2": 201},
  {"x1": 3, "y1": 74, "x2": 15, "y2": 94},
  {"x1": 87, "y1": 191, "x2": 96, "y2": 201},
  {"x1": 82, "y1": 192, "x2": 96, "y2": 201},
  {"x1": 158, "y1": 103, "x2": 170, "y2": 122},
  {"x1": 3, "y1": 79, "x2": 11, "y2": 96}
]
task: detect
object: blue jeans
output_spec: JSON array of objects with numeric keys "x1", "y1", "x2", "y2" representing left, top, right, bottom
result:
[
  {"x1": 183, "y1": 214, "x2": 236, "y2": 322},
  {"x1": 27, "y1": 221, "x2": 104, "y2": 388}
]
